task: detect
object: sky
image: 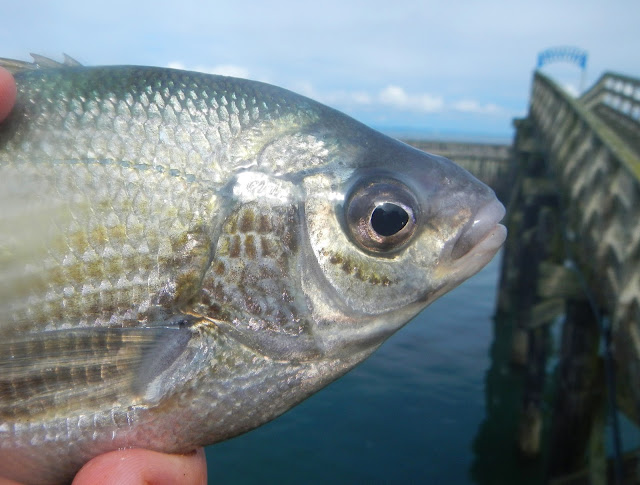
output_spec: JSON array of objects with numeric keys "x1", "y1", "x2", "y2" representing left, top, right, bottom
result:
[{"x1": 2, "y1": 0, "x2": 639, "y2": 141}]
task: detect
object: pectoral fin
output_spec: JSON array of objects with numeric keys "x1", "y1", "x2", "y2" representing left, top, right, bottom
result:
[{"x1": 0, "y1": 321, "x2": 196, "y2": 420}]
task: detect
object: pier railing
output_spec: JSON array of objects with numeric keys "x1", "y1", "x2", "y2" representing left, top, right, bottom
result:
[
  {"x1": 580, "y1": 72, "x2": 640, "y2": 156},
  {"x1": 581, "y1": 72, "x2": 640, "y2": 123},
  {"x1": 529, "y1": 72, "x2": 640, "y2": 324}
]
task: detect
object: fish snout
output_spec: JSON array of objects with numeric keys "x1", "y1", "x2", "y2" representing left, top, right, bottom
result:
[{"x1": 451, "y1": 198, "x2": 506, "y2": 260}]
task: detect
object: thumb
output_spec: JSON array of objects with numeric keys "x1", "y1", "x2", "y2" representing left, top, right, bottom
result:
[
  {"x1": 0, "y1": 67, "x2": 17, "y2": 122},
  {"x1": 72, "y1": 448, "x2": 207, "y2": 485}
]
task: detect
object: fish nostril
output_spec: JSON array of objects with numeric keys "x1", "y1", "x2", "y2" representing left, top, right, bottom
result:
[{"x1": 451, "y1": 199, "x2": 506, "y2": 260}]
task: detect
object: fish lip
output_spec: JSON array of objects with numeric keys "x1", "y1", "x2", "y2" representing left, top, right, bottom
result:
[
  {"x1": 461, "y1": 222, "x2": 507, "y2": 261},
  {"x1": 450, "y1": 199, "x2": 506, "y2": 261},
  {"x1": 442, "y1": 221, "x2": 507, "y2": 291}
]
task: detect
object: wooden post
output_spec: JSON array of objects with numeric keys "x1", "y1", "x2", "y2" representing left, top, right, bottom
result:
[{"x1": 547, "y1": 299, "x2": 603, "y2": 479}]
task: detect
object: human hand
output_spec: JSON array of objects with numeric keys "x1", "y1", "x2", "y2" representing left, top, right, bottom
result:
[
  {"x1": 72, "y1": 448, "x2": 208, "y2": 485},
  {"x1": 0, "y1": 66, "x2": 17, "y2": 122},
  {"x1": 0, "y1": 66, "x2": 207, "y2": 485},
  {"x1": 0, "y1": 448, "x2": 207, "y2": 485}
]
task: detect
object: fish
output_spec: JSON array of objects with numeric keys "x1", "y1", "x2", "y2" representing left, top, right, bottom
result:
[{"x1": 0, "y1": 55, "x2": 506, "y2": 484}]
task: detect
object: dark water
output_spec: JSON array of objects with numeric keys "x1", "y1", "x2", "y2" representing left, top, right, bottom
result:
[{"x1": 204, "y1": 251, "x2": 508, "y2": 484}]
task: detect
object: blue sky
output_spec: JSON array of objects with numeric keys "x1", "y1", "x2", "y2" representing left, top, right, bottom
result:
[{"x1": 2, "y1": 0, "x2": 639, "y2": 140}]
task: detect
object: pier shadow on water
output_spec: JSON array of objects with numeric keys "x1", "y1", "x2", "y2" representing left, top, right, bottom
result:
[{"x1": 470, "y1": 309, "x2": 550, "y2": 485}]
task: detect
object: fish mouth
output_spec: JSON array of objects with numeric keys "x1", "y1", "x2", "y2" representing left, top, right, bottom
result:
[
  {"x1": 425, "y1": 198, "x2": 506, "y2": 306},
  {"x1": 436, "y1": 197, "x2": 507, "y2": 292},
  {"x1": 451, "y1": 199, "x2": 507, "y2": 261}
]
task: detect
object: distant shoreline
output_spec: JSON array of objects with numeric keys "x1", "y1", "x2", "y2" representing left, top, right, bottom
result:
[{"x1": 378, "y1": 127, "x2": 513, "y2": 146}]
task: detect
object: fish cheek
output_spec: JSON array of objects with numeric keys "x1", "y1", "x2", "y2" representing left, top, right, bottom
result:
[{"x1": 192, "y1": 201, "x2": 319, "y2": 359}]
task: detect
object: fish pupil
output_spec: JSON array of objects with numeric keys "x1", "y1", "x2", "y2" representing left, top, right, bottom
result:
[{"x1": 371, "y1": 203, "x2": 409, "y2": 237}]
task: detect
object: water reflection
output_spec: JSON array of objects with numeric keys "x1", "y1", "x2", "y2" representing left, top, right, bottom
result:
[{"x1": 470, "y1": 313, "x2": 547, "y2": 484}]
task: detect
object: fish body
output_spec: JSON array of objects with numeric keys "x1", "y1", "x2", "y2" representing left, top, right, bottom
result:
[{"x1": 0, "y1": 58, "x2": 506, "y2": 484}]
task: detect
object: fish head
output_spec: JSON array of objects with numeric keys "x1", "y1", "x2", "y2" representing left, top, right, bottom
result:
[
  {"x1": 198, "y1": 113, "x2": 505, "y2": 361},
  {"x1": 204, "y1": 98, "x2": 507, "y2": 361},
  {"x1": 297, "y1": 121, "x2": 507, "y2": 357}
]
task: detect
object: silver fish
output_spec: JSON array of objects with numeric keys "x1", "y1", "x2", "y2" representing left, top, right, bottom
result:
[{"x1": 0, "y1": 56, "x2": 506, "y2": 484}]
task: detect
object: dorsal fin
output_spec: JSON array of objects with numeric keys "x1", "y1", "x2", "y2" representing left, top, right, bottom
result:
[{"x1": 0, "y1": 53, "x2": 82, "y2": 74}]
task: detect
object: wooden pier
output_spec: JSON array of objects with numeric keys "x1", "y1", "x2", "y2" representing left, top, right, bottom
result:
[{"x1": 497, "y1": 71, "x2": 640, "y2": 484}]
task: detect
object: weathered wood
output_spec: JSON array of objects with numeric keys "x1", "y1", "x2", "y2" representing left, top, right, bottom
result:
[
  {"x1": 538, "y1": 264, "x2": 583, "y2": 300},
  {"x1": 530, "y1": 298, "x2": 565, "y2": 328},
  {"x1": 493, "y1": 70, "x2": 640, "y2": 484},
  {"x1": 587, "y1": 405, "x2": 606, "y2": 485},
  {"x1": 548, "y1": 299, "x2": 603, "y2": 479},
  {"x1": 548, "y1": 449, "x2": 640, "y2": 485},
  {"x1": 496, "y1": 139, "x2": 563, "y2": 457},
  {"x1": 519, "y1": 326, "x2": 550, "y2": 457},
  {"x1": 518, "y1": 400, "x2": 543, "y2": 457}
]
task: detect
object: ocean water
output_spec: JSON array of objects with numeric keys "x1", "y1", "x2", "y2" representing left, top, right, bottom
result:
[{"x1": 204, "y1": 251, "x2": 508, "y2": 484}]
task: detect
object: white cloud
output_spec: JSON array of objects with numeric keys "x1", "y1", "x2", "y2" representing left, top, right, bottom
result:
[
  {"x1": 452, "y1": 99, "x2": 503, "y2": 114},
  {"x1": 292, "y1": 82, "x2": 372, "y2": 106},
  {"x1": 167, "y1": 61, "x2": 251, "y2": 79},
  {"x1": 292, "y1": 83, "x2": 444, "y2": 112},
  {"x1": 562, "y1": 83, "x2": 580, "y2": 98},
  {"x1": 378, "y1": 85, "x2": 408, "y2": 106},
  {"x1": 378, "y1": 85, "x2": 444, "y2": 113}
]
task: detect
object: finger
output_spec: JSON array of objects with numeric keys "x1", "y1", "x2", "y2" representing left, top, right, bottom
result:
[
  {"x1": 0, "y1": 67, "x2": 17, "y2": 122},
  {"x1": 72, "y1": 448, "x2": 207, "y2": 485},
  {"x1": 0, "y1": 477, "x2": 24, "y2": 485}
]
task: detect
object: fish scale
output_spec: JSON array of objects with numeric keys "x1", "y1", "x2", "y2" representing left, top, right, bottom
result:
[
  {"x1": 0, "y1": 158, "x2": 212, "y2": 332},
  {"x1": 200, "y1": 203, "x2": 307, "y2": 337},
  {"x1": 0, "y1": 57, "x2": 505, "y2": 484}
]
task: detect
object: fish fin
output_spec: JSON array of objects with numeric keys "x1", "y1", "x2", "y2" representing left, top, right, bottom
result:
[
  {"x1": 0, "y1": 320, "x2": 197, "y2": 420},
  {"x1": 0, "y1": 57, "x2": 37, "y2": 74},
  {"x1": 30, "y1": 53, "x2": 82, "y2": 68},
  {"x1": 62, "y1": 53, "x2": 82, "y2": 66},
  {"x1": 0, "y1": 53, "x2": 82, "y2": 73}
]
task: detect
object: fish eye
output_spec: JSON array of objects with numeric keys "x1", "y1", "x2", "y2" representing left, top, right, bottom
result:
[
  {"x1": 371, "y1": 203, "x2": 410, "y2": 236},
  {"x1": 345, "y1": 178, "x2": 418, "y2": 254}
]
